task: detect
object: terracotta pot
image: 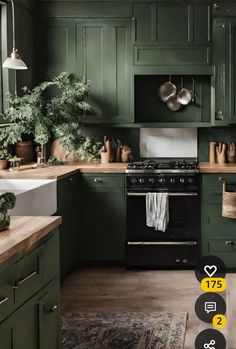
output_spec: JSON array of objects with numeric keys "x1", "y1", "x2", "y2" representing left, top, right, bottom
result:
[
  {"x1": 0, "y1": 160, "x2": 8, "y2": 170},
  {"x1": 15, "y1": 141, "x2": 34, "y2": 164},
  {"x1": 51, "y1": 138, "x2": 80, "y2": 162}
]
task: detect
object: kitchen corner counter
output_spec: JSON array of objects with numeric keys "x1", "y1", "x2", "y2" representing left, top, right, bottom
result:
[
  {"x1": 0, "y1": 216, "x2": 62, "y2": 264},
  {"x1": 199, "y1": 162, "x2": 236, "y2": 173},
  {"x1": 0, "y1": 162, "x2": 127, "y2": 180}
]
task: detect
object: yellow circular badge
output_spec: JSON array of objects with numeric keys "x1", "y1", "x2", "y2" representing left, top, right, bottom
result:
[{"x1": 212, "y1": 314, "x2": 227, "y2": 329}]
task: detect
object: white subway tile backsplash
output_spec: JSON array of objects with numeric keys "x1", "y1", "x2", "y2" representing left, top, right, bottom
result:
[{"x1": 140, "y1": 128, "x2": 197, "y2": 158}]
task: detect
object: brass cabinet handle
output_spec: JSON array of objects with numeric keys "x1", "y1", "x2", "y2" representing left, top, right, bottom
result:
[
  {"x1": 47, "y1": 304, "x2": 58, "y2": 313},
  {"x1": 94, "y1": 178, "x2": 103, "y2": 183},
  {"x1": 0, "y1": 296, "x2": 8, "y2": 305},
  {"x1": 12, "y1": 270, "x2": 37, "y2": 289},
  {"x1": 213, "y1": 3, "x2": 219, "y2": 10},
  {"x1": 218, "y1": 177, "x2": 225, "y2": 181},
  {"x1": 226, "y1": 241, "x2": 234, "y2": 246}
]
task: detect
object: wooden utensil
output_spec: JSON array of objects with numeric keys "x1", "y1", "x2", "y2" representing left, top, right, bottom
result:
[
  {"x1": 209, "y1": 142, "x2": 217, "y2": 163},
  {"x1": 216, "y1": 142, "x2": 226, "y2": 164},
  {"x1": 227, "y1": 142, "x2": 236, "y2": 163}
]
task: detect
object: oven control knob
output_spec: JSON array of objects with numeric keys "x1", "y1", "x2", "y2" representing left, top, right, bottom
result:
[
  {"x1": 130, "y1": 177, "x2": 137, "y2": 184},
  {"x1": 170, "y1": 178, "x2": 176, "y2": 184},
  {"x1": 159, "y1": 178, "x2": 165, "y2": 184},
  {"x1": 179, "y1": 177, "x2": 185, "y2": 184},
  {"x1": 188, "y1": 178, "x2": 194, "y2": 184},
  {"x1": 139, "y1": 178, "x2": 145, "y2": 184},
  {"x1": 149, "y1": 178, "x2": 155, "y2": 184}
]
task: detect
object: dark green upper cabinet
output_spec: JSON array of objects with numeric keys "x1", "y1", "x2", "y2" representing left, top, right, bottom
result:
[
  {"x1": 41, "y1": 18, "x2": 133, "y2": 124},
  {"x1": 132, "y1": 1, "x2": 211, "y2": 66},
  {"x1": 213, "y1": 17, "x2": 236, "y2": 124},
  {"x1": 133, "y1": 2, "x2": 211, "y2": 44}
]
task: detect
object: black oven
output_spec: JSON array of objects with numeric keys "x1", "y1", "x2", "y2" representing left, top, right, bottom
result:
[{"x1": 126, "y1": 171, "x2": 200, "y2": 268}]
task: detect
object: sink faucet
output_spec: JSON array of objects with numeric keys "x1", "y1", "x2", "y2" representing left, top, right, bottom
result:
[{"x1": 35, "y1": 145, "x2": 46, "y2": 167}]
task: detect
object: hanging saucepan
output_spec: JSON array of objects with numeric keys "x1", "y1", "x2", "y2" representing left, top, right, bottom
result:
[
  {"x1": 177, "y1": 77, "x2": 192, "y2": 105},
  {"x1": 166, "y1": 94, "x2": 181, "y2": 111},
  {"x1": 158, "y1": 75, "x2": 177, "y2": 102}
]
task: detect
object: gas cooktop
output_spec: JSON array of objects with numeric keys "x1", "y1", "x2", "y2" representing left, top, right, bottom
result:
[{"x1": 126, "y1": 158, "x2": 199, "y2": 173}]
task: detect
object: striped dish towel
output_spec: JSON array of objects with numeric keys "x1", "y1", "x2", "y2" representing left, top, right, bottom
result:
[{"x1": 146, "y1": 193, "x2": 169, "y2": 232}]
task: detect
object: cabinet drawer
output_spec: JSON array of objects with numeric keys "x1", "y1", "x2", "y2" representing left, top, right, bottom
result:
[
  {"x1": 13, "y1": 233, "x2": 59, "y2": 307},
  {"x1": 208, "y1": 239, "x2": 236, "y2": 253},
  {"x1": 201, "y1": 187, "x2": 222, "y2": 204},
  {"x1": 0, "y1": 267, "x2": 15, "y2": 323},
  {"x1": 201, "y1": 174, "x2": 236, "y2": 186},
  {"x1": 80, "y1": 174, "x2": 124, "y2": 190}
]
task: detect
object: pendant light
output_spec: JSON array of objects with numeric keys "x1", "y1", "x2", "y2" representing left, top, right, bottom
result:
[{"x1": 2, "y1": 0, "x2": 27, "y2": 70}]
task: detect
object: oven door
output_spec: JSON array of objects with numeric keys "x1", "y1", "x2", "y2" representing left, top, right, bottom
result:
[
  {"x1": 126, "y1": 192, "x2": 200, "y2": 267},
  {"x1": 127, "y1": 192, "x2": 200, "y2": 241}
]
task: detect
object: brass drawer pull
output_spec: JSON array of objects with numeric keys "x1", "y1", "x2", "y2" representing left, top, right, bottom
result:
[
  {"x1": 225, "y1": 241, "x2": 234, "y2": 246},
  {"x1": 12, "y1": 270, "x2": 38, "y2": 289},
  {"x1": 0, "y1": 296, "x2": 8, "y2": 305},
  {"x1": 94, "y1": 178, "x2": 103, "y2": 183},
  {"x1": 47, "y1": 304, "x2": 58, "y2": 313}
]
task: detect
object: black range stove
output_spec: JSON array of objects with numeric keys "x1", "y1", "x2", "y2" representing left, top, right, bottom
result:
[
  {"x1": 126, "y1": 158, "x2": 199, "y2": 192},
  {"x1": 125, "y1": 158, "x2": 200, "y2": 269},
  {"x1": 126, "y1": 158, "x2": 199, "y2": 173}
]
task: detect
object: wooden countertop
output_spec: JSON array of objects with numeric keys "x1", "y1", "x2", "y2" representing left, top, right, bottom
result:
[
  {"x1": 199, "y1": 162, "x2": 236, "y2": 173},
  {"x1": 0, "y1": 162, "x2": 128, "y2": 180},
  {"x1": 0, "y1": 216, "x2": 62, "y2": 264}
]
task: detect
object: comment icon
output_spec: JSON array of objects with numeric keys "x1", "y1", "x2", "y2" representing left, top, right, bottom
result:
[{"x1": 205, "y1": 302, "x2": 216, "y2": 314}]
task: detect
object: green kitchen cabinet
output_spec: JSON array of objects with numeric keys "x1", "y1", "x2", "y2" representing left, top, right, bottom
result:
[
  {"x1": 57, "y1": 173, "x2": 80, "y2": 280},
  {"x1": 0, "y1": 230, "x2": 60, "y2": 349},
  {"x1": 213, "y1": 17, "x2": 236, "y2": 124},
  {"x1": 0, "y1": 279, "x2": 59, "y2": 349},
  {"x1": 78, "y1": 174, "x2": 126, "y2": 263},
  {"x1": 201, "y1": 174, "x2": 236, "y2": 268},
  {"x1": 41, "y1": 18, "x2": 133, "y2": 124},
  {"x1": 133, "y1": 1, "x2": 211, "y2": 66}
]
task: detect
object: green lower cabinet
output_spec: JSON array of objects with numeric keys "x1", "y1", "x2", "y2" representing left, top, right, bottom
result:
[
  {"x1": 78, "y1": 174, "x2": 126, "y2": 263},
  {"x1": 57, "y1": 173, "x2": 80, "y2": 280},
  {"x1": 201, "y1": 174, "x2": 236, "y2": 268},
  {"x1": 0, "y1": 278, "x2": 59, "y2": 349}
]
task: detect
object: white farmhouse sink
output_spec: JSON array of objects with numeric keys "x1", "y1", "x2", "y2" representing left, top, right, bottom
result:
[{"x1": 0, "y1": 179, "x2": 57, "y2": 216}]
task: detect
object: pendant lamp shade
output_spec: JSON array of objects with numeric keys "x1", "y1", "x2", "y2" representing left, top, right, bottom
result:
[{"x1": 2, "y1": 0, "x2": 28, "y2": 70}]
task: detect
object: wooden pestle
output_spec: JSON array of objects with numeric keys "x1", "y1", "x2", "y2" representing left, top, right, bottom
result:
[{"x1": 209, "y1": 142, "x2": 217, "y2": 163}]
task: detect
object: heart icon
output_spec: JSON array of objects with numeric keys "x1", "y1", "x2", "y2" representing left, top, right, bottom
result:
[{"x1": 204, "y1": 265, "x2": 217, "y2": 278}]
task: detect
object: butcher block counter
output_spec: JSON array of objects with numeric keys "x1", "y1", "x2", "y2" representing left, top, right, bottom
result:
[
  {"x1": 0, "y1": 162, "x2": 128, "y2": 180},
  {"x1": 199, "y1": 162, "x2": 236, "y2": 173},
  {"x1": 0, "y1": 216, "x2": 62, "y2": 264}
]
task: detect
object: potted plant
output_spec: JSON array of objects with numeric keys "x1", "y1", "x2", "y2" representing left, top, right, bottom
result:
[
  {"x1": 0, "y1": 147, "x2": 11, "y2": 169},
  {"x1": 0, "y1": 72, "x2": 100, "y2": 162},
  {"x1": 0, "y1": 192, "x2": 16, "y2": 231}
]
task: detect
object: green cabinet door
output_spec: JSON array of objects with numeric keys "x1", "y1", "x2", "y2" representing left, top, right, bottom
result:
[
  {"x1": 133, "y1": 2, "x2": 211, "y2": 66},
  {"x1": 57, "y1": 173, "x2": 80, "y2": 280},
  {"x1": 77, "y1": 19, "x2": 133, "y2": 123},
  {"x1": 213, "y1": 18, "x2": 236, "y2": 124},
  {"x1": 78, "y1": 174, "x2": 126, "y2": 263},
  {"x1": 41, "y1": 18, "x2": 133, "y2": 124},
  {"x1": 133, "y1": 1, "x2": 211, "y2": 44},
  {"x1": 0, "y1": 279, "x2": 59, "y2": 349},
  {"x1": 201, "y1": 174, "x2": 236, "y2": 268}
]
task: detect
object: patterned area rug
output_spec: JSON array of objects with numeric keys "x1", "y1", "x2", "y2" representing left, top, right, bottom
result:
[{"x1": 61, "y1": 312, "x2": 187, "y2": 349}]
